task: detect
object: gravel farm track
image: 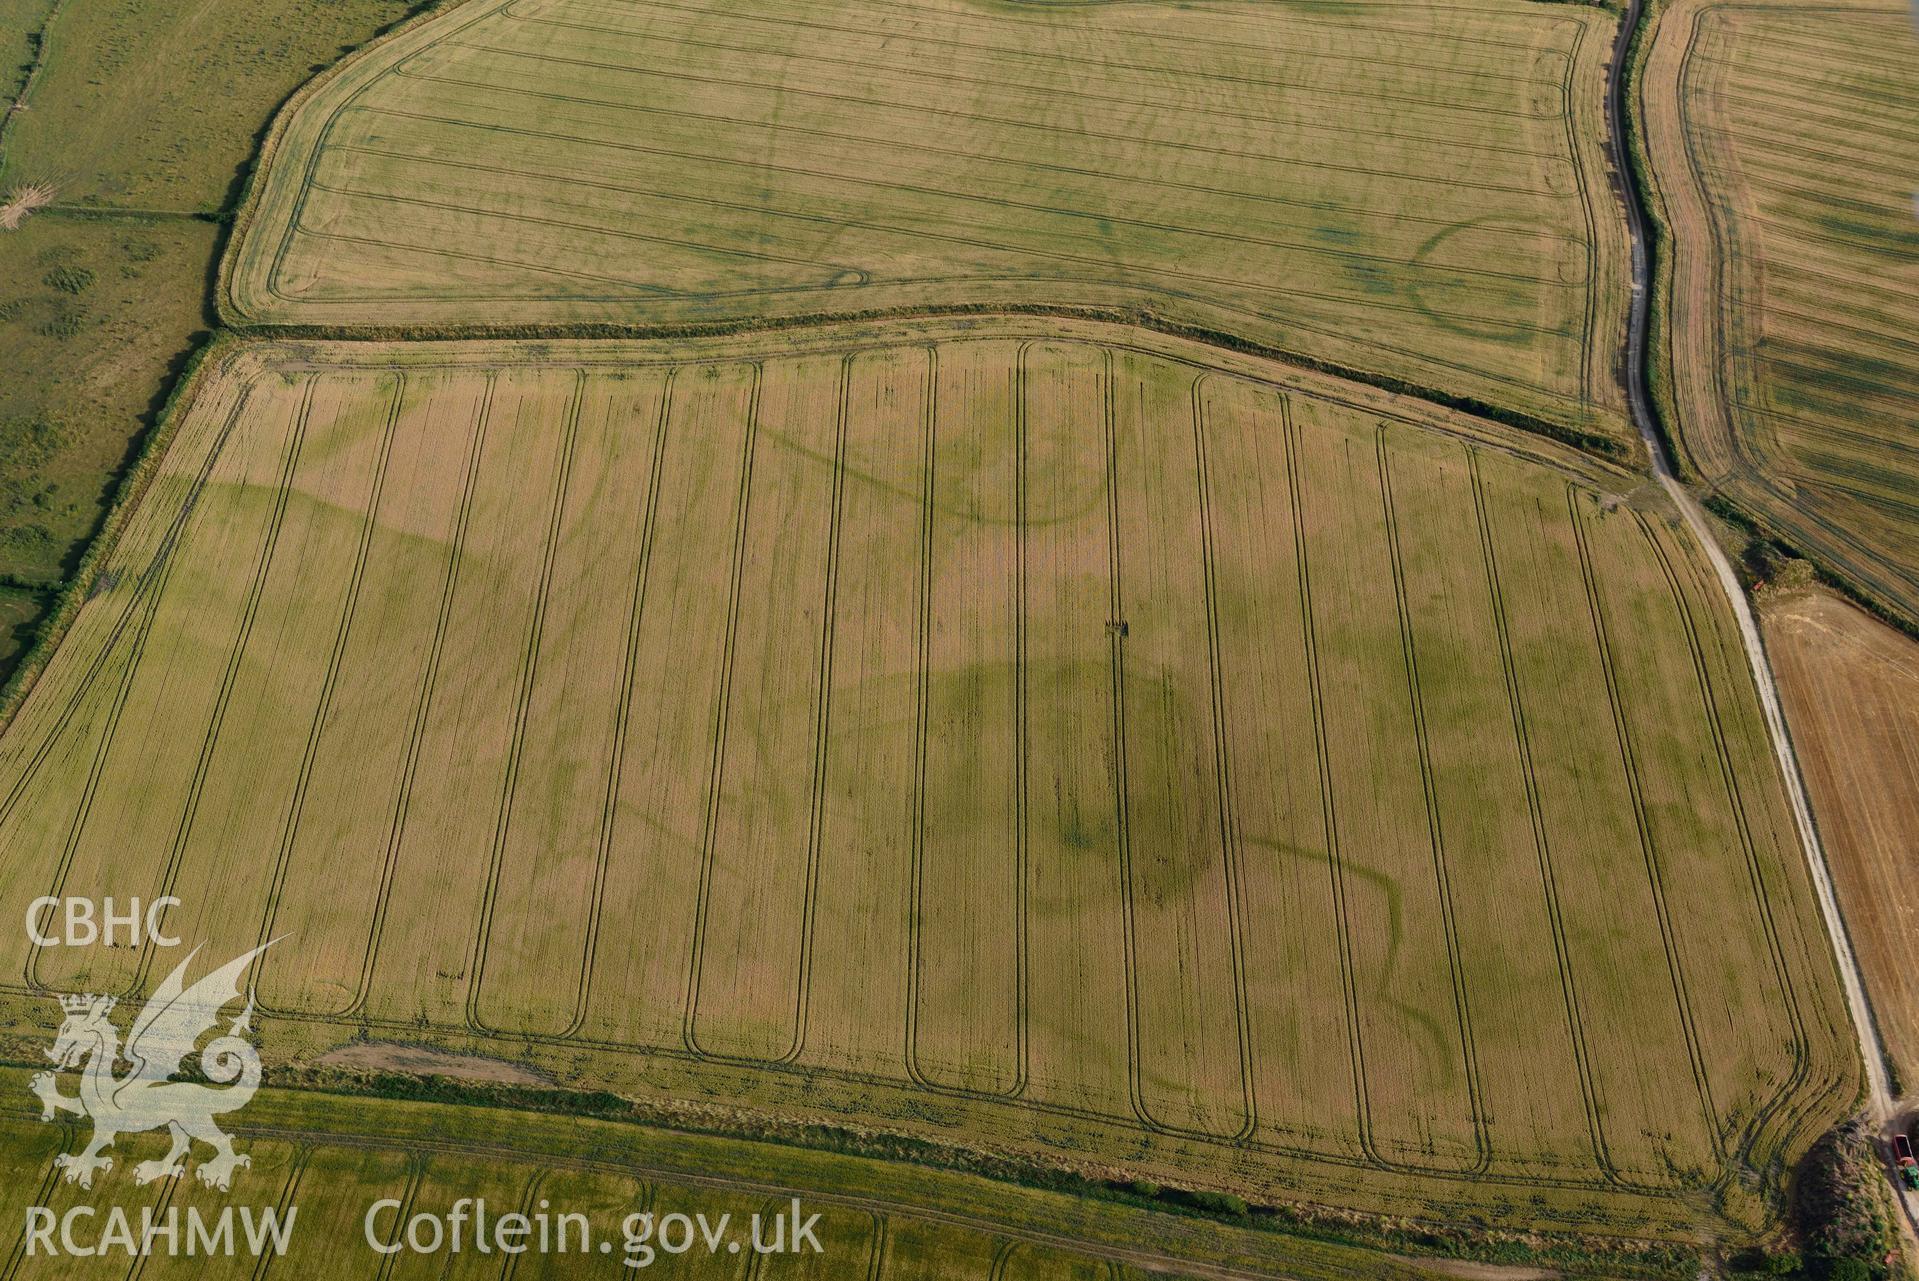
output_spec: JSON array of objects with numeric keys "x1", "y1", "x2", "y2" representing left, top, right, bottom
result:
[{"x1": 1606, "y1": 0, "x2": 1914, "y2": 1231}]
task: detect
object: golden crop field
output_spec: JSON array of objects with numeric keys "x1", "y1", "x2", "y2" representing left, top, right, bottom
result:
[
  {"x1": 0, "y1": 319, "x2": 1857, "y2": 1236},
  {"x1": 1643, "y1": 0, "x2": 1919, "y2": 623},
  {"x1": 5, "y1": 1070, "x2": 1460, "y2": 1280},
  {"x1": 221, "y1": 0, "x2": 1631, "y2": 440}
]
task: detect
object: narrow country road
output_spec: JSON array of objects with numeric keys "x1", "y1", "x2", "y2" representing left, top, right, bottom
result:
[{"x1": 1600, "y1": 0, "x2": 1912, "y2": 1226}]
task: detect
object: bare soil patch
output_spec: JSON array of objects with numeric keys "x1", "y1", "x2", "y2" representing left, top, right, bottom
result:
[
  {"x1": 314, "y1": 1041, "x2": 553, "y2": 1087},
  {"x1": 1763, "y1": 589, "x2": 1919, "y2": 1089}
]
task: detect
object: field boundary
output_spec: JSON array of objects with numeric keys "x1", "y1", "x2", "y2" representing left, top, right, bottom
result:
[
  {"x1": 0, "y1": 322, "x2": 1860, "y2": 1244},
  {"x1": 1635, "y1": 0, "x2": 1919, "y2": 635},
  {"x1": 0, "y1": 0, "x2": 72, "y2": 180},
  {"x1": 0, "y1": 0, "x2": 1876, "y2": 1263},
  {"x1": 0, "y1": 1069, "x2": 1684, "y2": 1281},
  {"x1": 233, "y1": 303, "x2": 1631, "y2": 459},
  {"x1": 215, "y1": 0, "x2": 476, "y2": 318},
  {"x1": 1610, "y1": 0, "x2": 1884, "y2": 1134},
  {"x1": 0, "y1": 312, "x2": 1640, "y2": 765},
  {"x1": 0, "y1": 333, "x2": 234, "y2": 730},
  {"x1": 215, "y1": 0, "x2": 1632, "y2": 447}
]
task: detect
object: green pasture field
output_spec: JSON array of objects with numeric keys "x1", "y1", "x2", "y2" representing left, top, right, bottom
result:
[
  {"x1": 223, "y1": 0, "x2": 1633, "y2": 441},
  {"x1": 0, "y1": 0, "x2": 56, "y2": 109},
  {"x1": 0, "y1": 218, "x2": 217, "y2": 659},
  {"x1": 0, "y1": 318, "x2": 1858, "y2": 1241},
  {"x1": 0, "y1": 0, "x2": 422, "y2": 684},
  {"x1": 0, "y1": 588, "x2": 44, "y2": 672},
  {"x1": 1644, "y1": 0, "x2": 1919, "y2": 624},
  {"x1": 0, "y1": 0, "x2": 430, "y2": 212}
]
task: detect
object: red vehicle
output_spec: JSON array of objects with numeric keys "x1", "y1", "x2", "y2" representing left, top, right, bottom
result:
[{"x1": 1895, "y1": 1134, "x2": 1919, "y2": 1190}]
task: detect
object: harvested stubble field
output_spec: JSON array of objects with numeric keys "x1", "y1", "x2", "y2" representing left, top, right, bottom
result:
[
  {"x1": 0, "y1": 318, "x2": 1857, "y2": 1236},
  {"x1": 223, "y1": 0, "x2": 1630, "y2": 439},
  {"x1": 1643, "y1": 0, "x2": 1919, "y2": 623},
  {"x1": 1763, "y1": 590, "x2": 1919, "y2": 1089},
  {"x1": 1, "y1": 1070, "x2": 1442, "y2": 1280}
]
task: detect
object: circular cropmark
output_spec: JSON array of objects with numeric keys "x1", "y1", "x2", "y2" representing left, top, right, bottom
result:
[{"x1": 1404, "y1": 214, "x2": 1586, "y2": 342}]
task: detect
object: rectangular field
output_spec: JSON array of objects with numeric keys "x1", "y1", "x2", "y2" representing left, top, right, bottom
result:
[
  {"x1": 223, "y1": 0, "x2": 1630, "y2": 438},
  {"x1": 1644, "y1": 0, "x2": 1919, "y2": 623},
  {"x1": 0, "y1": 319, "x2": 1856, "y2": 1236}
]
